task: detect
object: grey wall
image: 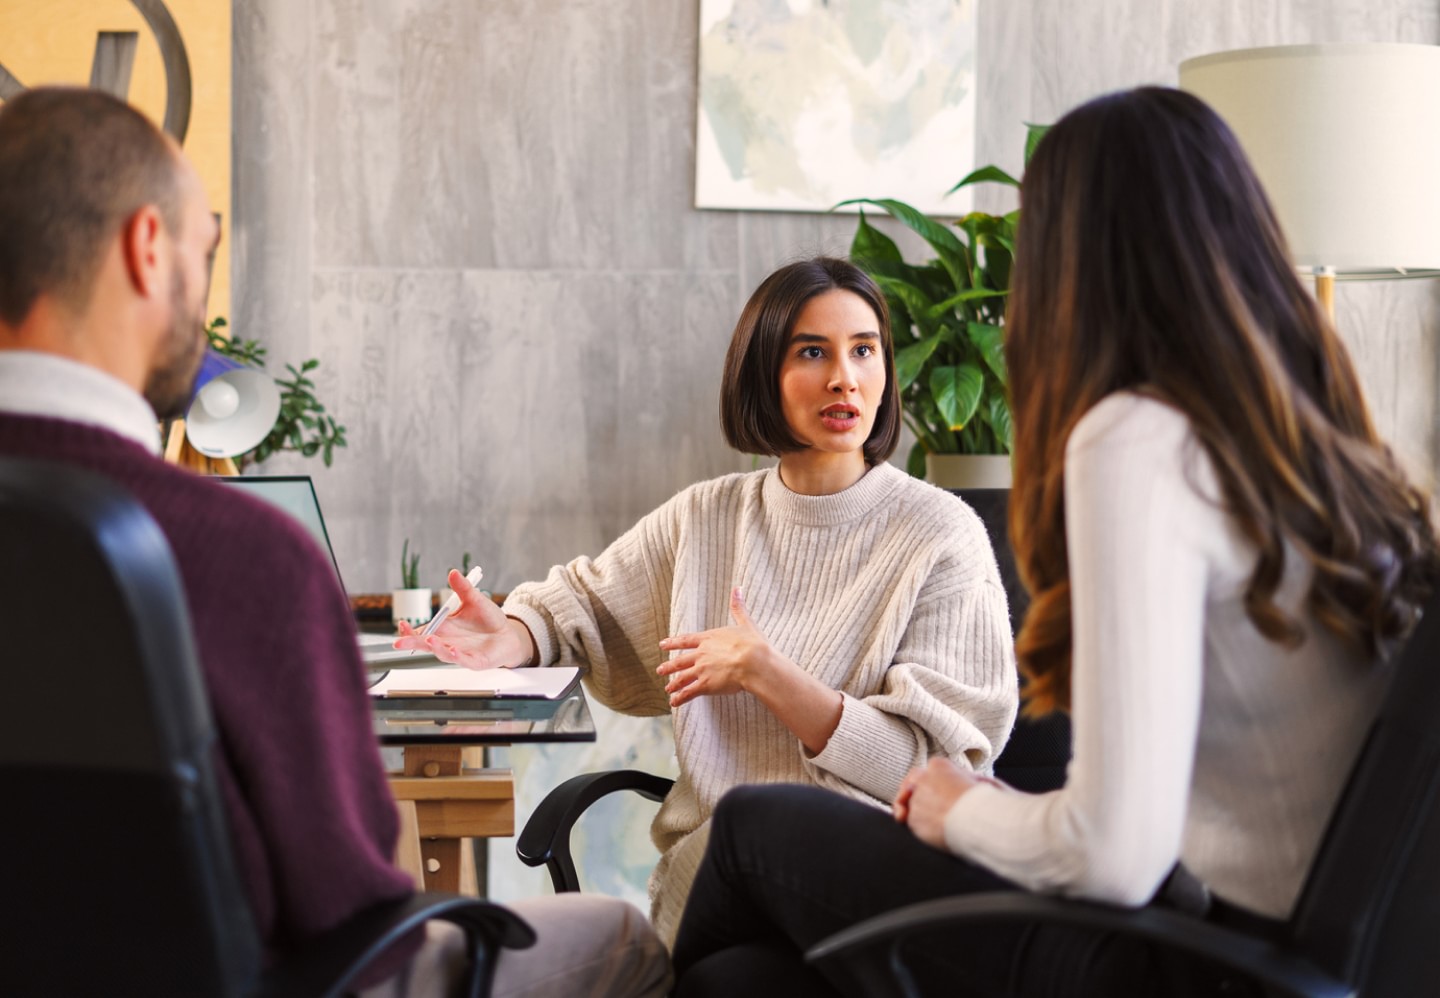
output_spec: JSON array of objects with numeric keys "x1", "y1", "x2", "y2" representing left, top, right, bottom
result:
[
  {"x1": 235, "y1": 0, "x2": 1440, "y2": 597},
  {"x1": 233, "y1": 0, "x2": 1440, "y2": 905}
]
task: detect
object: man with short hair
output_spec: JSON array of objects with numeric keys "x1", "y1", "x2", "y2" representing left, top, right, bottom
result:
[{"x1": 0, "y1": 86, "x2": 668, "y2": 997}]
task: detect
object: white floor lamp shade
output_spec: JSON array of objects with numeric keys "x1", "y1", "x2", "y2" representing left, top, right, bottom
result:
[{"x1": 1179, "y1": 43, "x2": 1440, "y2": 281}]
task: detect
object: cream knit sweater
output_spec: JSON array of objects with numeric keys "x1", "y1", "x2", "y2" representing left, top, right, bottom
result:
[
  {"x1": 945, "y1": 393, "x2": 1386, "y2": 919},
  {"x1": 504, "y1": 461, "x2": 1018, "y2": 943}
]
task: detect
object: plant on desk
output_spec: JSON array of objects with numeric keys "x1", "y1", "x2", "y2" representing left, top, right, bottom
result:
[
  {"x1": 392, "y1": 539, "x2": 432, "y2": 629},
  {"x1": 205, "y1": 317, "x2": 348, "y2": 471}
]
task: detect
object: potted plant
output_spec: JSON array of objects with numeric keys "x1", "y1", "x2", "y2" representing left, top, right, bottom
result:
[
  {"x1": 391, "y1": 538, "x2": 432, "y2": 628},
  {"x1": 844, "y1": 125, "x2": 1047, "y2": 488}
]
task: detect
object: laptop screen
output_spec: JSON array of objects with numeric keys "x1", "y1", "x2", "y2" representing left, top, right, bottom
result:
[{"x1": 214, "y1": 475, "x2": 346, "y2": 591}]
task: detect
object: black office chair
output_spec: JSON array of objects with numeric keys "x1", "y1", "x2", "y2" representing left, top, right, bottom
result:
[
  {"x1": 949, "y1": 488, "x2": 1070, "y2": 794},
  {"x1": 0, "y1": 457, "x2": 534, "y2": 997},
  {"x1": 805, "y1": 585, "x2": 1440, "y2": 998},
  {"x1": 516, "y1": 487, "x2": 1072, "y2": 891}
]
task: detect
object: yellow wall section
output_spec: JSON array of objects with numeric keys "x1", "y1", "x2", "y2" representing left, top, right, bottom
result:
[{"x1": 0, "y1": 0, "x2": 232, "y2": 319}]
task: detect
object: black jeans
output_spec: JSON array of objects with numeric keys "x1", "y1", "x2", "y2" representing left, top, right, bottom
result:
[{"x1": 671, "y1": 785, "x2": 1228, "y2": 998}]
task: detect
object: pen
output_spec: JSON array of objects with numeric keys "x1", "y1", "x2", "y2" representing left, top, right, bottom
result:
[{"x1": 420, "y1": 564, "x2": 484, "y2": 637}]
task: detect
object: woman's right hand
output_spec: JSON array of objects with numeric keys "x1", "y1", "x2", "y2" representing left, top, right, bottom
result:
[
  {"x1": 392, "y1": 568, "x2": 536, "y2": 670},
  {"x1": 895, "y1": 758, "x2": 981, "y2": 849}
]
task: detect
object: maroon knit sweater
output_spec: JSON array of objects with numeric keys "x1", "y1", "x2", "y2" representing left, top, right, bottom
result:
[{"x1": 0, "y1": 413, "x2": 416, "y2": 980}]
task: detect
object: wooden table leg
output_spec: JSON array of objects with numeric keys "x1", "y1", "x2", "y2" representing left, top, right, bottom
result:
[
  {"x1": 393, "y1": 799, "x2": 426, "y2": 891},
  {"x1": 390, "y1": 745, "x2": 515, "y2": 895},
  {"x1": 421, "y1": 838, "x2": 467, "y2": 894}
]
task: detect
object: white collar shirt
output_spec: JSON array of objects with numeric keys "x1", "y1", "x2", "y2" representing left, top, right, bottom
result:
[{"x1": 0, "y1": 350, "x2": 162, "y2": 455}]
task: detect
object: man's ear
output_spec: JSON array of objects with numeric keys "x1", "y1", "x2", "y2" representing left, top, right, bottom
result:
[{"x1": 120, "y1": 205, "x2": 167, "y2": 299}]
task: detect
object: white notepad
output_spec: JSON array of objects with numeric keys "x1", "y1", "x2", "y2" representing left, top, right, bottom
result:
[{"x1": 369, "y1": 666, "x2": 580, "y2": 700}]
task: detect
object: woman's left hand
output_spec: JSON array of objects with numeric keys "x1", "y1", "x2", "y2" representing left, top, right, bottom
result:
[
  {"x1": 658, "y1": 587, "x2": 778, "y2": 708},
  {"x1": 894, "y1": 757, "x2": 980, "y2": 849}
]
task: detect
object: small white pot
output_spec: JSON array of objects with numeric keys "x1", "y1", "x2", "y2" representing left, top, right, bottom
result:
[
  {"x1": 925, "y1": 453, "x2": 1013, "y2": 490},
  {"x1": 391, "y1": 588, "x2": 433, "y2": 628}
]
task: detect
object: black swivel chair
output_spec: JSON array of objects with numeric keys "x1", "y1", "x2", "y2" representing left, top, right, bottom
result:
[
  {"x1": 516, "y1": 487, "x2": 1072, "y2": 892},
  {"x1": 805, "y1": 589, "x2": 1440, "y2": 998},
  {"x1": 0, "y1": 457, "x2": 534, "y2": 997}
]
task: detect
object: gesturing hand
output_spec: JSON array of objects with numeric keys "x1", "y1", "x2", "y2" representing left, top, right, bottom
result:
[
  {"x1": 894, "y1": 757, "x2": 981, "y2": 849},
  {"x1": 657, "y1": 587, "x2": 778, "y2": 709},
  {"x1": 393, "y1": 567, "x2": 535, "y2": 670}
]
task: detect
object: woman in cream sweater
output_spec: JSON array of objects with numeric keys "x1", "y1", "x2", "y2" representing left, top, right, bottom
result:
[
  {"x1": 668, "y1": 88, "x2": 1440, "y2": 995},
  {"x1": 396, "y1": 256, "x2": 1018, "y2": 945}
]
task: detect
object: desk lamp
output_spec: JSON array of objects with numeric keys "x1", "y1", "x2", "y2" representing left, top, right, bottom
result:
[
  {"x1": 162, "y1": 350, "x2": 281, "y2": 475},
  {"x1": 1179, "y1": 43, "x2": 1440, "y2": 321}
]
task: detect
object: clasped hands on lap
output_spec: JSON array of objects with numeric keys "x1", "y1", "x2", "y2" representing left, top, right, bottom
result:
[
  {"x1": 398, "y1": 575, "x2": 844, "y2": 755},
  {"x1": 895, "y1": 756, "x2": 989, "y2": 850}
]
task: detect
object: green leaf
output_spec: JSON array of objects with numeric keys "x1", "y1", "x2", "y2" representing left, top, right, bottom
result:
[
  {"x1": 945, "y1": 165, "x2": 1021, "y2": 196},
  {"x1": 967, "y1": 322, "x2": 1007, "y2": 386},
  {"x1": 1024, "y1": 123, "x2": 1051, "y2": 165},
  {"x1": 850, "y1": 209, "x2": 904, "y2": 267},
  {"x1": 837, "y1": 197, "x2": 969, "y2": 290},
  {"x1": 930, "y1": 362, "x2": 985, "y2": 430},
  {"x1": 906, "y1": 439, "x2": 927, "y2": 479},
  {"x1": 873, "y1": 275, "x2": 941, "y2": 337},
  {"x1": 924, "y1": 287, "x2": 1008, "y2": 322},
  {"x1": 982, "y1": 241, "x2": 1013, "y2": 294},
  {"x1": 895, "y1": 332, "x2": 945, "y2": 390},
  {"x1": 988, "y1": 393, "x2": 1014, "y2": 452}
]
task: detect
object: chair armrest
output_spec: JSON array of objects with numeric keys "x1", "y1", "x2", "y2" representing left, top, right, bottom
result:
[
  {"x1": 805, "y1": 892, "x2": 1352, "y2": 998},
  {"x1": 515, "y1": 770, "x2": 674, "y2": 892},
  {"x1": 263, "y1": 892, "x2": 535, "y2": 998}
]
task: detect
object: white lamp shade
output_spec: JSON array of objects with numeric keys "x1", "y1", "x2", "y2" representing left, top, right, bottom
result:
[
  {"x1": 184, "y1": 351, "x2": 282, "y2": 458},
  {"x1": 1179, "y1": 43, "x2": 1440, "y2": 277}
]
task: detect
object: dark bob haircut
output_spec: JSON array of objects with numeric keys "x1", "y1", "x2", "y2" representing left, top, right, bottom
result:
[{"x1": 719, "y1": 256, "x2": 900, "y2": 465}]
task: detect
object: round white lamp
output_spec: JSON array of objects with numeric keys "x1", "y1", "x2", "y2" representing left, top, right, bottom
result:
[
  {"x1": 184, "y1": 350, "x2": 282, "y2": 459},
  {"x1": 1180, "y1": 43, "x2": 1440, "y2": 316}
]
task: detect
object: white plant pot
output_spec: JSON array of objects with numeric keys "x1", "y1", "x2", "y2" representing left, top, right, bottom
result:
[
  {"x1": 391, "y1": 588, "x2": 433, "y2": 628},
  {"x1": 925, "y1": 453, "x2": 1013, "y2": 490}
]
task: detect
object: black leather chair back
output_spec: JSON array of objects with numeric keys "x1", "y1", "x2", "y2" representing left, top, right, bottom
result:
[
  {"x1": 1287, "y1": 589, "x2": 1440, "y2": 995},
  {"x1": 955, "y1": 488, "x2": 1072, "y2": 793},
  {"x1": 0, "y1": 458, "x2": 262, "y2": 996}
]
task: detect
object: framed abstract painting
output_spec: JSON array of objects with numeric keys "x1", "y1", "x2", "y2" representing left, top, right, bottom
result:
[{"x1": 696, "y1": 0, "x2": 978, "y2": 216}]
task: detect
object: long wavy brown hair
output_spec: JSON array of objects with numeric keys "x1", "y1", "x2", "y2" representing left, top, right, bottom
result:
[{"x1": 1007, "y1": 87, "x2": 1439, "y2": 716}]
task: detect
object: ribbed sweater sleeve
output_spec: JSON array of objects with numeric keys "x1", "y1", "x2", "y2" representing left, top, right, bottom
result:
[
  {"x1": 943, "y1": 395, "x2": 1214, "y2": 906},
  {"x1": 809, "y1": 572, "x2": 1015, "y2": 800},
  {"x1": 502, "y1": 490, "x2": 685, "y2": 717}
]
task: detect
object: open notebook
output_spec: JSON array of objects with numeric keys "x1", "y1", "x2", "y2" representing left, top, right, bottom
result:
[
  {"x1": 214, "y1": 475, "x2": 435, "y2": 667},
  {"x1": 370, "y1": 666, "x2": 580, "y2": 700}
]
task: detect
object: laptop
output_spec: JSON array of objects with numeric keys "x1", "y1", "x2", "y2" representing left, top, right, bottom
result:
[{"x1": 214, "y1": 475, "x2": 435, "y2": 667}]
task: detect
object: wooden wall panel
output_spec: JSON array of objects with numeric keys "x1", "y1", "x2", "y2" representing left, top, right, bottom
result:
[{"x1": 0, "y1": 0, "x2": 232, "y2": 317}]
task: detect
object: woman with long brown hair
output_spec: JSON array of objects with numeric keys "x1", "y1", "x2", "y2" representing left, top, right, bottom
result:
[{"x1": 667, "y1": 86, "x2": 1439, "y2": 996}]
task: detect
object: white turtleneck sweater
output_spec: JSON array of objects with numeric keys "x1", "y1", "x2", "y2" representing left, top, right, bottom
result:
[
  {"x1": 945, "y1": 393, "x2": 1385, "y2": 919},
  {"x1": 504, "y1": 460, "x2": 1018, "y2": 943}
]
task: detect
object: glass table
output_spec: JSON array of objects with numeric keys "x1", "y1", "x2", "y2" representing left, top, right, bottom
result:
[
  {"x1": 372, "y1": 688, "x2": 595, "y2": 745},
  {"x1": 373, "y1": 687, "x2": 596, "y2": 893}
]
